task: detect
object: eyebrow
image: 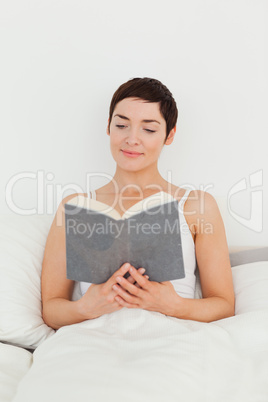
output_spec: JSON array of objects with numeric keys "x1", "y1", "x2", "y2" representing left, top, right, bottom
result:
[{"x1": 114, "y1": 114, "x2": 161, "y2": 125}]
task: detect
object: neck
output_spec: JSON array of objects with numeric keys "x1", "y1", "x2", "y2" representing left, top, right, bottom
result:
[{"x1": 110, "y1": 165, "x2": 171, "y2": 195}]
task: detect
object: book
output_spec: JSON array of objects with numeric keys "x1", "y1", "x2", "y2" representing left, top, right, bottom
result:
[{"x1": 64, "y1": 191, "x2": 185, "y2": 284}]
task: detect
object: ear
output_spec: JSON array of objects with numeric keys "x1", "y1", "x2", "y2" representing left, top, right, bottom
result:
[
  {"x1": 106, "y1": 118, "x2": 110, "y2": 136},
  {"x1": 164, "y1": 126, "x2": 176, "y2": 145}
]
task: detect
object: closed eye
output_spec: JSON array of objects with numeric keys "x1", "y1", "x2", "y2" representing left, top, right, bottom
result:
[{"x1": 115, "y1": 125, "x2": 156, "y2": 133}]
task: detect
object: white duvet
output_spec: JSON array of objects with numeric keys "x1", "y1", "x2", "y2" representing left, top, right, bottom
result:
[
  {"x1": 13, "y1": 307, "x2": 268, "y2": 402},
  {"x1": 0, "y1": 342, "x2": 32, "y2": 402}
]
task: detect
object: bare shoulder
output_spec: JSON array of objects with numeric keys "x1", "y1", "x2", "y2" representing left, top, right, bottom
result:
[
  {"x1": 172, "y1": 188, "x2": 222, "y2": 243},
  {"x1": 54, "y1": 193, "x2": 88, "y2": 226},
  {"x1": 186, "y1": 190, "x2": 223, "y2": 235},
  {"x1": 45, "y1": 191, "x2": 86, "y2": 247},
  {"x1": 41, "y1": 192, "x2": 87, "y2": 303},
  {"x1": 63, "y1": 192, "x2": 88, "y2": 203}
]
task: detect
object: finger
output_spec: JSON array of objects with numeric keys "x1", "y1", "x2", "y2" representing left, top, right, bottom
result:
[
  {"x1": 127, "y1": 268, "x2": 145, "y2": 284},
  {"x1": 135, "y1": 275, "x2": 149, "y2": 288},
  {"x1": 113, "y1": 274, "x2": 140, "y2": 297},
  {"x1": 108, "y1": 263, "x2": 131, "y2": 286},
  {"x1": 115, "y1": 295, "x2": 139, "y2": 309},
  {"x1": 127, "y1": 275, "x2": 135, "y2": 284},
  {"x1": 112, "y1": 283, "x2": 139, "y2": 304},
  {"x1": 128, "y1": 266, "x2": 149, "y2": 289}
]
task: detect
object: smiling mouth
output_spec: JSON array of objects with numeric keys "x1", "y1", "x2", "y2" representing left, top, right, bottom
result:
[{"x1": 121, "y1": 149, "x2": 143, "y2": 155}]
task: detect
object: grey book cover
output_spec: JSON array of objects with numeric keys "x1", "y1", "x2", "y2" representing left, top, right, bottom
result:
[{"x1": 64, "y1": 198, "x2": 185, "y2": 284}]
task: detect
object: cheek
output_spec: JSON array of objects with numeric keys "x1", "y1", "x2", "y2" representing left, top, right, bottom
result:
[
  {"x1": 145, "y1": 138, "x2": 164, "y2": 152},
  {"x1": 109, "y1": 133, "x2": 122, "y2": 145}
]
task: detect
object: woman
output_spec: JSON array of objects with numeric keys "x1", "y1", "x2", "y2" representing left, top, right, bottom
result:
[{"x1": 41, "y1": 77, "x2": 235, "y2": 330}]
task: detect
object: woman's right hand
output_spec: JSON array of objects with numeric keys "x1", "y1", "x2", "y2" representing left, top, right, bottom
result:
[{"x1": 79, "y1": 263, "x2": 148, "y2": 320}]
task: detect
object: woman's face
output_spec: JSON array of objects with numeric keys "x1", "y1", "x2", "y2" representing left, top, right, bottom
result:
[{"x1": 107, "y1": 97, "x2": 175, "y2": 171}]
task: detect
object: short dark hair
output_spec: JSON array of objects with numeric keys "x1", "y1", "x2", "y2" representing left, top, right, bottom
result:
[{"x1": 108, "y1": 77, "x2": 178, "y2": 142}]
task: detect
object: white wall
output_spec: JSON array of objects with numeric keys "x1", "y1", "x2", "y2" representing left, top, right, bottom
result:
[{"x1": 0, "y1": 0, "x2": 267, "y2": 248}]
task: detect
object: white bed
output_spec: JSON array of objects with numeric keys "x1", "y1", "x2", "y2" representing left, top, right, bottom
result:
[
  {"x1": 0, "y1": 343, "x2": 32, "y2": 402},
  {"x1": 13, "y1": 303, "x2": 268, "y2": 402},
  {"x1": 0, "y1": 213, "x2": 267, "y2": 402}
]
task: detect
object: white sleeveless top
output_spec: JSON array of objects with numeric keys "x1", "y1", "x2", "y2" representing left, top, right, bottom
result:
[{"x1": 79, "y1": 188, "x2": 197, "y2": 299}]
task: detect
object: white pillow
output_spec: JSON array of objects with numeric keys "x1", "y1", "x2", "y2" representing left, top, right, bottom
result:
[
  {"x1": 194, "y1": 260, "x2": 268, "y2": 312},
  {"x1": 231, "y1": 261, "x2": 268, "y2": 314},
  {"x1": 0, "y1": 214, "x2": 56, "y2": 349}
]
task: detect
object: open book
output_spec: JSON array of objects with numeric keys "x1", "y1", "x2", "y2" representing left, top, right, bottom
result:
[{"x1": 64, "y1": 191, "x2": 185, "y2": 284}]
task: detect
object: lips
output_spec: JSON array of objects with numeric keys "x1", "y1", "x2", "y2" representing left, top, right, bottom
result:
[{"x1": 121, "y1": 149, "x2": 143, "y2": 155}]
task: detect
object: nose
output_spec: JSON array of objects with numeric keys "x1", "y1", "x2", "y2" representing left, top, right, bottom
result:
[{"x1": 125, "y1": 128, "x2": 141, "y2": 146}]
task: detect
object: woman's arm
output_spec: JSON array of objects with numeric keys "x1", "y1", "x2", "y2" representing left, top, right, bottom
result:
[
  {"x1": 171, "y1": 190, "x2": 235, "y2": 322},
  {"x1": 41, "y1": 193, "x2": 91, "y2": 330},
  {"x1": 42, "y1": 298, "x2": 88, "y2": 330}
]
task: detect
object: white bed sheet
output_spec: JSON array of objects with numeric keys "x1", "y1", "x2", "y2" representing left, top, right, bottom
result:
[
  {"x1": 0, "y1": 342, "x2": 32, "y2": 402},
  {"x1": 13, "y1": 307, "x2": 268, "y2": 402}
]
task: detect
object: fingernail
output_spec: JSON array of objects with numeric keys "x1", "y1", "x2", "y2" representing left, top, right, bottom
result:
[
  {"x1": 140, "y1": 268, "x2": 146, "y2": 274},
  {"x1": 125, "y1": 263, "x2": 130, "y2": 268}
]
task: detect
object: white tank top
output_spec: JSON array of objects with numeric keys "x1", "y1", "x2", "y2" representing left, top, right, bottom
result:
[{"x1": 79, "y1": 188, "x2": 197, "y2": 299}]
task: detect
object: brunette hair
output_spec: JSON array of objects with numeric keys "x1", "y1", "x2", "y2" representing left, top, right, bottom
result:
[{"x1": 108, "y1": 77, "x2": 178, "y2": 142}]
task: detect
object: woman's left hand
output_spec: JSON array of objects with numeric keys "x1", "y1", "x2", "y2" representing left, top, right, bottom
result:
[{"x1": 112, "y1": 265, "x2": 182, "y2": 316}]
